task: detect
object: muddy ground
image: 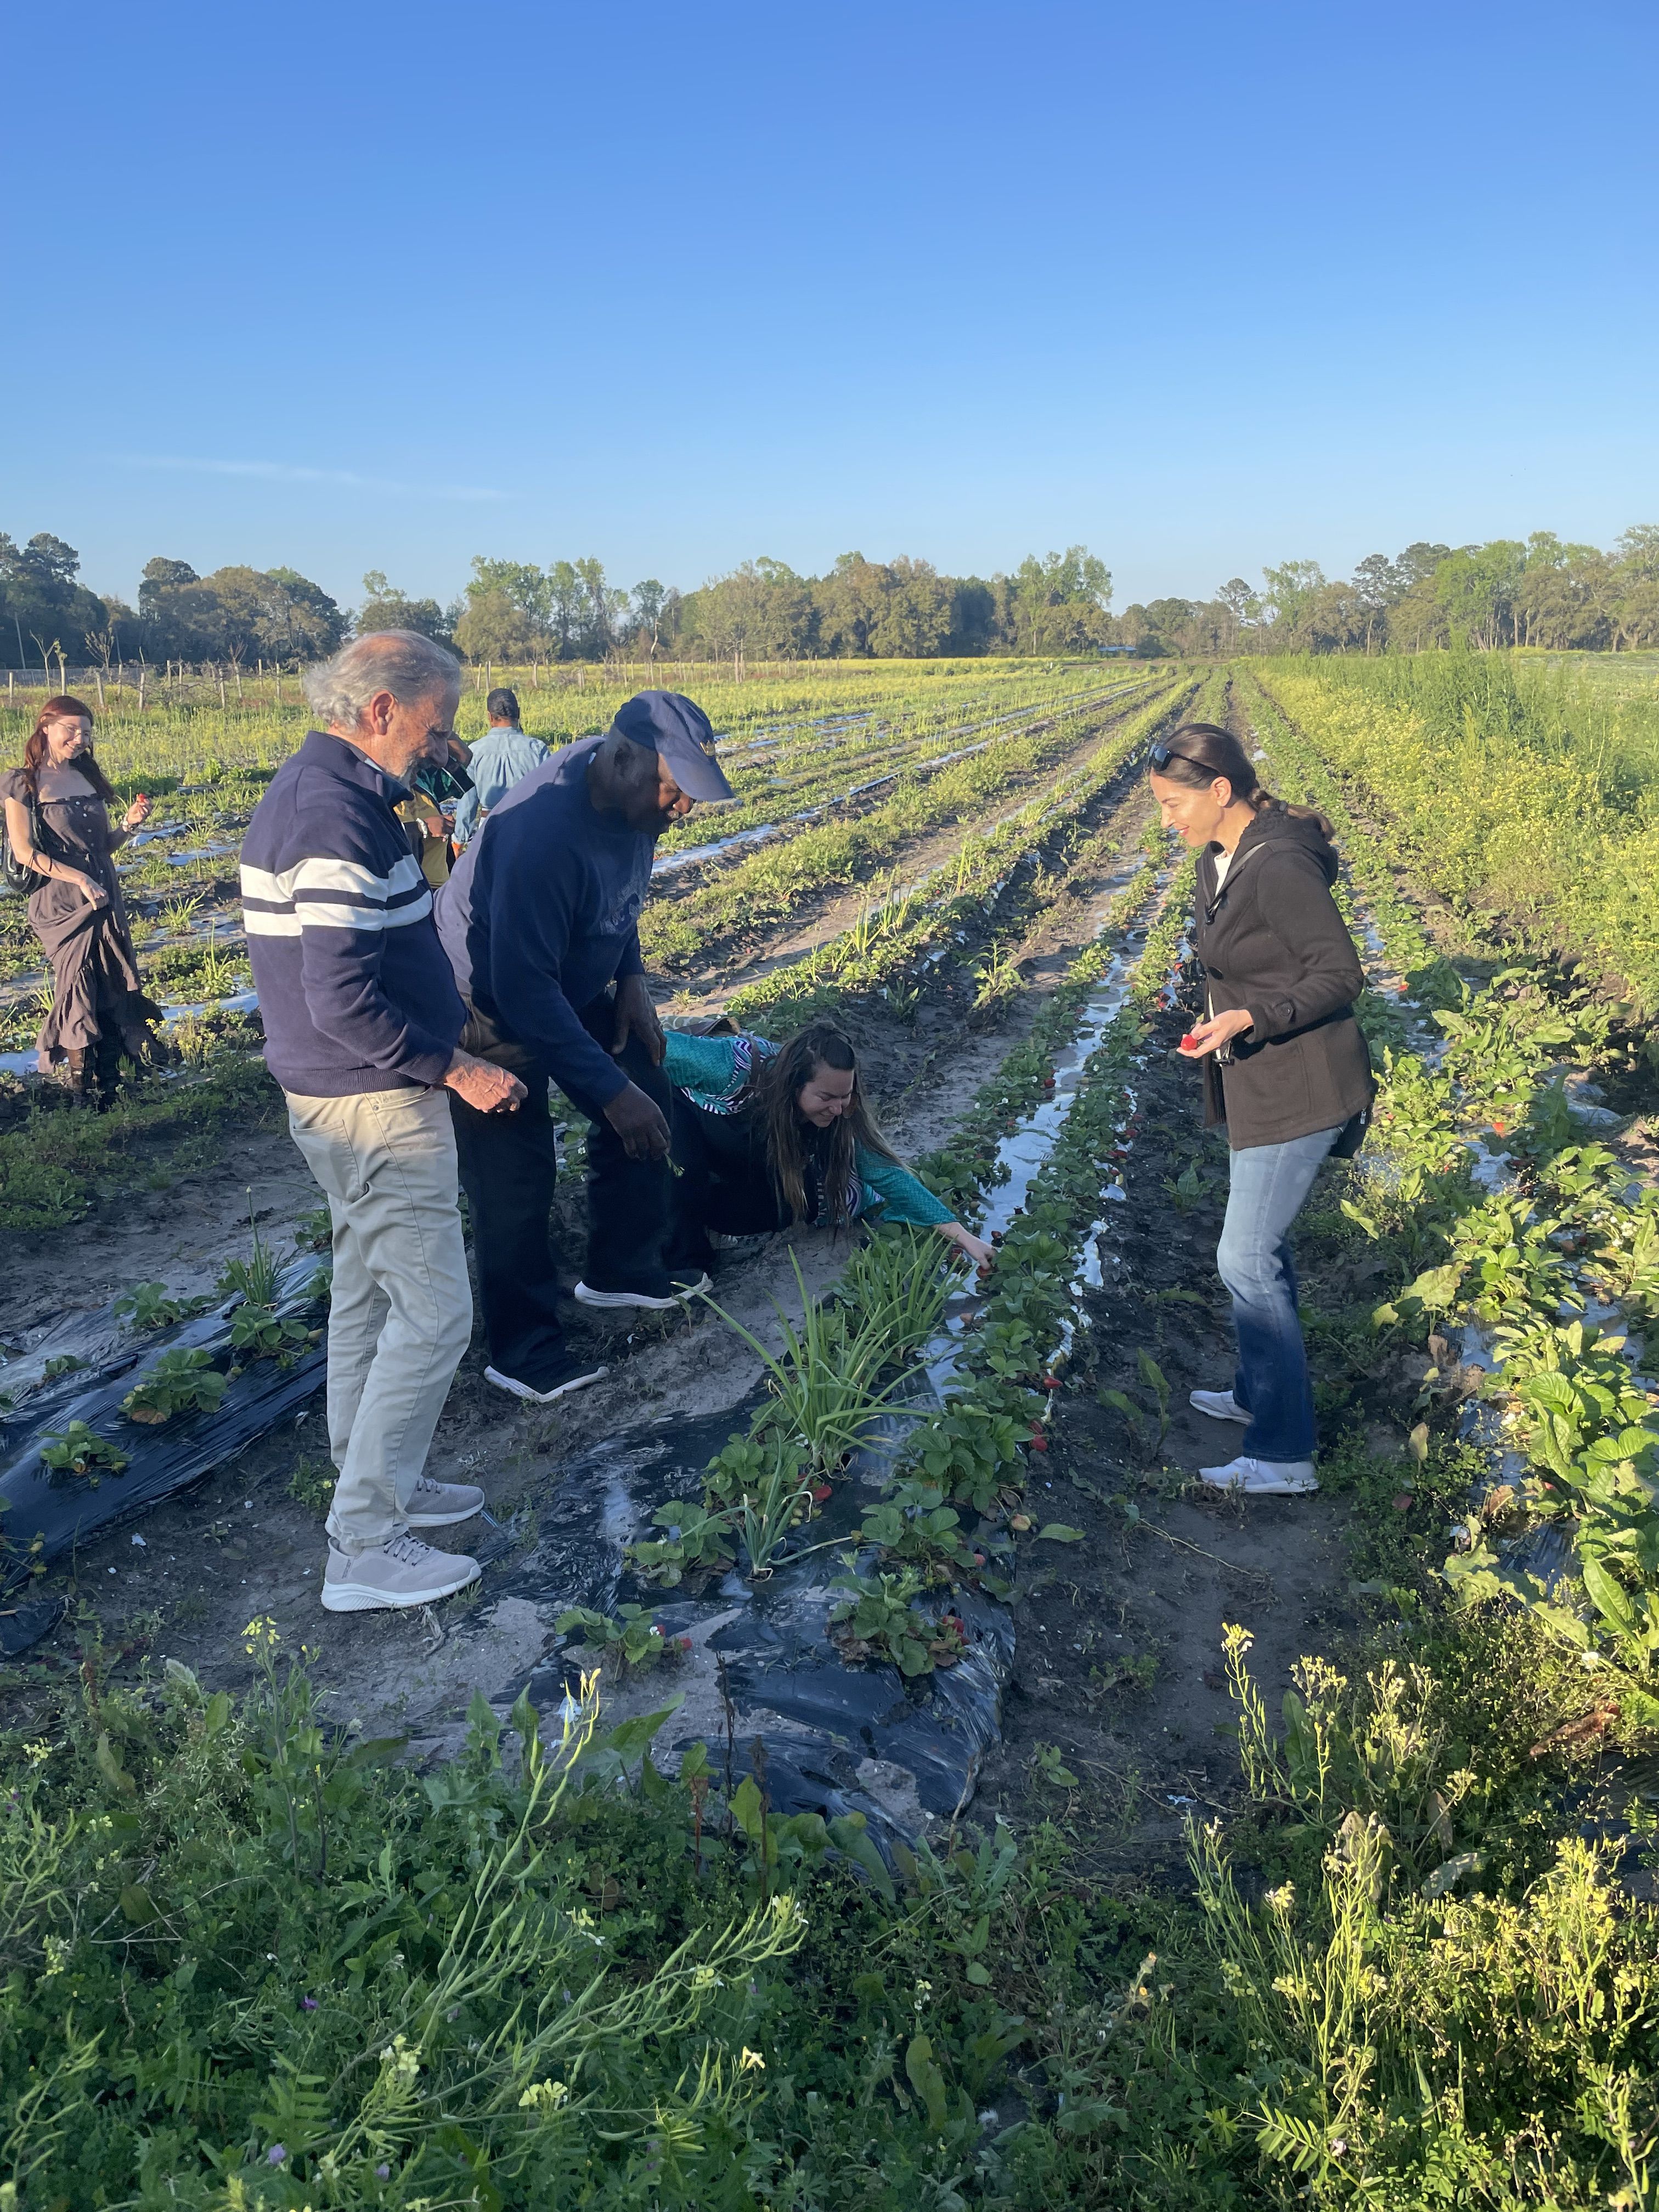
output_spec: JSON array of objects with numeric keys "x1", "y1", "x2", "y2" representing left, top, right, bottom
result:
[{"x1": 968, "y1": 995, "x2": 1363, "y2": 1870}]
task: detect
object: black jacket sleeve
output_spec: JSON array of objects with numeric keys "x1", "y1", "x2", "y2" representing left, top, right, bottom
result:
[{"x1": 1245, "y1": 847, "x2": 1365, "y2": 1042}]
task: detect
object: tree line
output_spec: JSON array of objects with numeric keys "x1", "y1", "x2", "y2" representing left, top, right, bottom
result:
[
  {"x1": 396, "y1": 546, "x2": 1119, "y2": 665},
  {"x1": 4, "y1": 523, "x2": 1657, "y2": 672},
  {"x1": 0, "y1": 536, "x2": 1116, "y2": 670},
  {"x1": 1130, "y1": 528, "x2": 1659, "y2": 658}
]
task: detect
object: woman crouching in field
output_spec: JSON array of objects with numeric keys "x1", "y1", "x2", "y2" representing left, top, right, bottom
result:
[
  {"x1": 663, "y1": 1019, "x2": 994, "y2": 1277},
  {"x1": 1149, "y1": 723, "x2": 1373, "y2": 1498},
  {"x1": 2, "y1": 694, "x2": 164, "y2": 1102}
]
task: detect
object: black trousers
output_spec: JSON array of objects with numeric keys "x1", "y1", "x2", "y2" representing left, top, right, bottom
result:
[
  {"x1": 667, "y1": 1093, "x2": 798, "y2": 1272},
  {"x1": 449, "y1": 991, "x2": 674, "y2": 1389}
]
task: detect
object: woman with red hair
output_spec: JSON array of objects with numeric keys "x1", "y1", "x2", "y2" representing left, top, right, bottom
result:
[{"x1": 2, "y1": 695, "x2": 163, "y2": 1099}]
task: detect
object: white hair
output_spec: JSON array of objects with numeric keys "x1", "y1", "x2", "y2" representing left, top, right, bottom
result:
[{"x1": 302, "y1": 630, "x2": 461, "y2": 730}]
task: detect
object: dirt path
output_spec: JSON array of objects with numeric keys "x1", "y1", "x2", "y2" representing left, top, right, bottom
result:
[{"x1": 967, "y1": 1017, "x2": 1360, "y2": 1870}]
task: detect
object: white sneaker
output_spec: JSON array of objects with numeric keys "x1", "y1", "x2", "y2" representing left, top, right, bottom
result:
[
  {"x1": 321, "y1": 1534, "x2": 481, "y2": 1611},
  {"x1": 573, "y1": 1272, "x2": 711, "y2": 1311},
  {"x1": 1190, "y1": 1389, "x2": 1250, "y2": 1425},
  {"x1": 1199, "y1": 1455, "x2": 1318, "y2": 1496},
  {"x1": 405, "y1": 1475, "x2": 485, "y2": 1528},
  {"x1": 484, "y1": 1357, "x2": 608, "y2": 1404}
]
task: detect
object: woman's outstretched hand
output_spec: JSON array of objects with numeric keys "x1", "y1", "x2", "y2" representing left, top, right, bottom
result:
[
  {"x1": 940, "y1": 1222, "x2": 996, "y2": 1276},
  {"x1": 121, "y1": 794, "x2": 152, "y2": 833},
  {"x1": 1176, "y1": 1009, "x2": 1255, "y2": 1058}
]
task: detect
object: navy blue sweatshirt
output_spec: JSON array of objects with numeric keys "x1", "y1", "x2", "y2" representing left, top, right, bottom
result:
[
  {"x1": 434, "y1": 738, "x2": 649, "y2": 1107},
  {"x1": 241, "y1": 731, "x2": 465, "y2": 1096}
]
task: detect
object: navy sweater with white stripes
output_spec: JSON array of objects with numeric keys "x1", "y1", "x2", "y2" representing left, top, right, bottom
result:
[{"x1": 240, "y1": 731, "x2": 465, "y2": 1097}]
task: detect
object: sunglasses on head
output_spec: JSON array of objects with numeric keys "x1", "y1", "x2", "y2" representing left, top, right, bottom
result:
[{"x1": 1148, "y1": 741, "x2": 1213, "y2": 775}]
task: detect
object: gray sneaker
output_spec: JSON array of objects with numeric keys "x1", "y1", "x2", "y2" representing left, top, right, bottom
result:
[
  {"x1": 1190, "y1": 1389, "x2": 1250, "y2": 1425},
  {"x1": 406, "y1": 1475, "x2": 486, "y2": 1527},
  {"x1": 321, "y1": 1534, "x2": 481, "y2": 1612}
]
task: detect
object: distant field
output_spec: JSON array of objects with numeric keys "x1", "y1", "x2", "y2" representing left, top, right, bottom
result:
[
  {"x1": 1257, "y1": 650, "x2": 1659, "y2": 1012},
  {"x1": 0, "y1": 657, "x2": 1111, "y2": 785}
]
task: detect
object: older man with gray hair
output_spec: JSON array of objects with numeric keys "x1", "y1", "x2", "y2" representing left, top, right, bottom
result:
[{"x1": 241, "y1": 631, "x2": 526, "y2": 1613}]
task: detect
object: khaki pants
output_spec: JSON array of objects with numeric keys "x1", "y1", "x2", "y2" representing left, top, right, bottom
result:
[{"x1": 285, "y1": 1086, "x2": 473, "y2": 1554}]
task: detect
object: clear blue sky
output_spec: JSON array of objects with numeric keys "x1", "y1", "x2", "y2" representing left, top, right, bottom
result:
[{"x1": 9, "y1": 0, "x2": 1655, "y2": 615}]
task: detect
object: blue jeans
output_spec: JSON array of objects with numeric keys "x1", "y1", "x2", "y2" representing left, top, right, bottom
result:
[{"x1": 1216, "y1": 1125, "x2": 1344, "y2": 1464}]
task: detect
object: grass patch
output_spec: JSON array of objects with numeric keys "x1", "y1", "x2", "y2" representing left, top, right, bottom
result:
[{"x1": 0, "y1": 1048, "x2": 279, "y2": 1231}]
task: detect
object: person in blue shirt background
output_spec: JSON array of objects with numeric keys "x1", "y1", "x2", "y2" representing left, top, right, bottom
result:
[{"x1": 451, "y1": 689, "x2": 551, "y2": 845}]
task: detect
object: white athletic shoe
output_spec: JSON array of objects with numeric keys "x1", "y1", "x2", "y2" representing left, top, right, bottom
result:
[
  {"x1": 1199, "y1": 1455, "x2": 1319, "y2": 1496},
  {"x1": 573, "y1": 1273, "x2": 711, "y2": 1311},
  {"x1": 1190, "y1": 1389, "x2": 1251, "y2": 1425},
  {"x1": 484, "y1": 1358, "x2": 608, "y2": 1405},
  {"x1": 405, "y1": 1475, "x2": 486, "y2": 1528},
  {"x1": 320, "y1": 1534, "x2": 481, "y2": 1611}
]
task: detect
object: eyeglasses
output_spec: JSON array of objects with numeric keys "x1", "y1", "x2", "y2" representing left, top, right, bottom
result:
[{"x1": 1148, "y1": 741, "x2": 1211, "y2": 775}]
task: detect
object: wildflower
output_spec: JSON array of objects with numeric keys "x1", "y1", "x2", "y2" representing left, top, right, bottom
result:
[
  {"x1": 301, "y1": 1995, "x2": 318, "y2": 2010},
  {"x1": 266, "y1": 2144, "x2": 287, "y2": 2165},
  {"x1": 913, "y1": 1978, "x2": 933, "y2": 2013},
  {"x1": 23, "y1": 1740, "x2": 52, "y2": 1763},
  {"x1": 1264, "y1": 1882, "x2": 1296, "y2": 1916},
  {"x1": 375, "y1": 2164, "x2": 391, "y2": 2180},
  {"x1": 519, "y1": 2078, "x2": 571, "y2": 2111},
  {"x1": 740, "y1": 2048, "x2": 766, "y2": 2071},
  {"x1": 379, "y1": 2033, "x2": 419, "y2": 2080}
]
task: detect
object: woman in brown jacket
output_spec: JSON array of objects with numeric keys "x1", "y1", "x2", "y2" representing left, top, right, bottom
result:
[
  {"x1": 1149, "y1": 723, "x2": 1374, "y2": 1499},
  {"x1": 2, "y1": 694, "x2": 163, "y2": 1101}
]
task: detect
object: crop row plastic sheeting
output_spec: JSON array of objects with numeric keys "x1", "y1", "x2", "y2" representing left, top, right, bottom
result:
[
  {"x1": 495, "y1": 1377, "x2": 1013, "y2": 1848},
  {"x1": 1, "y1": 1256, "x2": 325, "y2": 1600}
]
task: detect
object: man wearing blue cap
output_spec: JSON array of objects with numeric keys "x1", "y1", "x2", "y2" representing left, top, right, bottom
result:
[{"x1": 435, "y1": 691, "x2": 733, "y2": 1403}]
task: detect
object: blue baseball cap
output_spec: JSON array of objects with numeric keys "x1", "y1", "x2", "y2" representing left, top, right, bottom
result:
[{"x1": 611, "y1": 690, "x2": 733, "y2": 802}]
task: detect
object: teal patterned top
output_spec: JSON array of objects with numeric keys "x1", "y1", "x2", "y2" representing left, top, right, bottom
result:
[{"x1": 661, "y1": 1029, "x2": 954, "y2": 1228}]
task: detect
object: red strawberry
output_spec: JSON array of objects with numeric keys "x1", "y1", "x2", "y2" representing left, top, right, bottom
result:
[{"x1": 1179, "y1": 1033, "x2": 1201, "y2": 1051}]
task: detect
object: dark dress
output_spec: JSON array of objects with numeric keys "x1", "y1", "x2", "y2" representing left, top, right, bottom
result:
[{"x1": 1, "y1": 764, "x2": 160, "y2": 1074}]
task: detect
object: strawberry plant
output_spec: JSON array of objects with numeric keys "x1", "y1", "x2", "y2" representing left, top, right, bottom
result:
[
  {"x1": 623, "y1": 1497, "x2": 738, "y2": 1588},
  {"x1": 38, "y1": 1419, "x2": 129, "y2": 1482},
  {"x1": 828, "y1": 1564, "x2": 967, "y2": 1676},
  {"x1": 554, "y1": 1603, "x2": 690, "y2": 1675},
  {"x1": 121, "y1": 1347, "x2": 229, "y2": 1425},
  {"x1": 113, "y1": 1280, "x2": 211, "y2": 1329}
]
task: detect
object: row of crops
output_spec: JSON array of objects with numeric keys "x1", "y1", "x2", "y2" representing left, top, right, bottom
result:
[
  {"x1": 0, "y1": 663, "x2": 1144, "y2": 1011},
  {"x1": 1259, "y1": 652, "x2": 1659, "y2": 1017}
]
